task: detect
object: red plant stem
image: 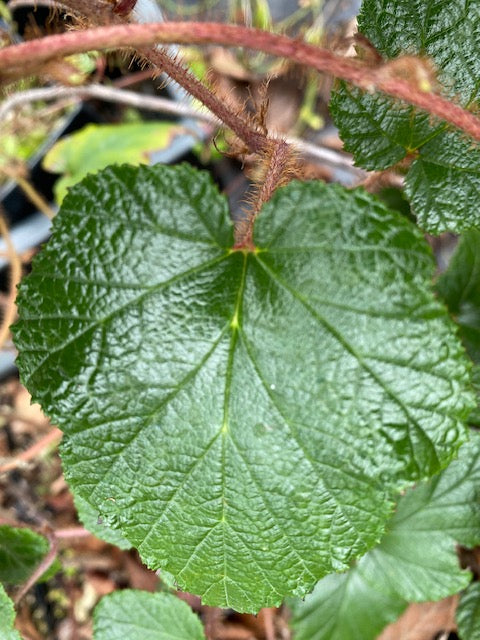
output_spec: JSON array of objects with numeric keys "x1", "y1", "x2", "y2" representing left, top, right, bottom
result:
[
  {"x1": 235, "y1": 139, "x2": 294, "y2": 249},
  {"x1": 137, "y1": 45, "x2": 266, "y2": 153},
  {"x1": 2, "y1": 22, "x2": 480, "y2": 142},
  {"x1": 0, "y1": 428, "x2": 62, "y2": 474},
  {"x1": 55, "y1": 527, "x2": 92, "y2": 539},
  {"x1": 14, "y1": 530, "x2": 58, "y2": 604}
]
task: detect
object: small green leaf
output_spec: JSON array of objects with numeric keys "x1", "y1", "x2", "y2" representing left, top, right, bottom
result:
[
  {"x1": 457, "y1": 582, "x2": 480, "y2": 640},
  {"x1": 0, "y1": 526, "x2": 49, "y2": 584},
  {"x1": 93, "y1": 591, "x2": 205, "y2": 640},
  {"x1": 358, "y1": 432, "x2": 480, "y2": 602},
  {"x1": 331, "y1": 0, "x2": 480, "y2": 233},
  {"x1": 405, "y1": 130, "x2": 480, "y2": 233},
  {"x1": 14, "y1": 165, "x2": 473, "y2": 612},
  {"x1": 42, "y1": 122, "x2": 182, "y2": 204},
  {"x1": 0, "y1": 584, "x2": 21, "y2": 640},
  {"x1": 291, "y1": 434, "x2": 480, "y2": 640},
  {"x1": 330, "y1": 87, "x2": 437, "y2": 171}
]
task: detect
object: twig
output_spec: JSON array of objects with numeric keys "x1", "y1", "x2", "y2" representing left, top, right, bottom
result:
[
  {"x1": 0, "y1": 428, "x2": 62, "y2": 474},
  {"x1": 260, "y1": 607, "x2": 276, "y2": 640},
  {"x1": 137, "y1": 44, "x2": 268, "y2": 155},
  {"x1": 55, "y1": 526, "x2": 92, "y2": 539},
  {"x1": 0, "y1": 210, "x2": 22, "y2": 350},
  {"x1": 14, "y1": 529, "x2": 58, "y2": 604},
  {"x1": 0, "y1": 84, "x2": 361, "y2": 174},
  {"x1": 7, "y1": 0, "x2": 68, "y2": 8},
  {"x1": 0, "y1": 84, "x2": 218, "y2": 125},
  {"x1": 1, "y1": 22, "x2": 480, "y2": 142},
  {"x1": 0, "y1": 169, "x2": 55, "y2": 220}
]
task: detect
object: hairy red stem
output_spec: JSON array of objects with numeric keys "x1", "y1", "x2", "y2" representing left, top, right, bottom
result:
[
  {"x1": 1, "y1": 22, "x2": 480, "y2": 142},
  {"x1": 235, "y1": 139, "x2": 294, "y2": 249},
  {"x1": 136, "y1": 45, "x2": 266, "y2": 153}
]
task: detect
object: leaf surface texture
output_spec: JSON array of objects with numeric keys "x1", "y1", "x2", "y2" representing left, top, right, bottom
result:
[{"x1": 457, "y1": 582, "x2": 480, "y2": 640}]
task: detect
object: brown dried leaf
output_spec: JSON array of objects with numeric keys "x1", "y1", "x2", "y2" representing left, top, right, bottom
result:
[{"x1": 378, "y1": 596, "x2": 458, "y2": 640}]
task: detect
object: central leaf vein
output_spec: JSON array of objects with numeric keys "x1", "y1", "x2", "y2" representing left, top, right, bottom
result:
[{"x1": 218, "y1": 253, "x2": 248, "y2": 599}]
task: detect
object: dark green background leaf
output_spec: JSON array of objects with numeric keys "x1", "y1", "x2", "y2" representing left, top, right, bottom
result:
[
  {"x1": 0, "y1": 526, "x2": 49, "y2": 584},
  {"x1": 331, "y1": 0, "x2": 480, "y2": 233},
  {"x1": 405, "y1": 131, "x2": 480, "y2": 232},
  {"x1": 14, "y1": 164, "x2": 473, "y2": 612},
  {"x1": 359, "y1": 1, "x2": 480, "y2": 102},
  {"x1": 93, "y1": 590, "x2": 205, "y2": 640},
  {"x1": 292, "y1": 433, "x2": 480, "y2": 640},
  {"x1": 330, "y1": 88, "x2": 438, "y2": 172},
  {"x1": 436, "y1": 230, "x2": 480, "y2": 361}
]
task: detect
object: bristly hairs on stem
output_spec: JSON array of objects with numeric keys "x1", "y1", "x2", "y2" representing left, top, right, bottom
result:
[
  {"x1": 64, "y1": 0, "x2": 301, "y2": 246},
  {"x1": 234, "y1": 138, "x2": 299, "y2": 250},
  {"x1": 231, "y1": 80, "x2": 300, "y2": 249},
  {"x1": 79, "y1": 0, "x2": 273, "y2": 157}
]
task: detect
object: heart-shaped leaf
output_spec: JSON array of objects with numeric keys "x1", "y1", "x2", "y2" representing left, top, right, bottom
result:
[{"x1": 14, "y1": 164, "x2": 473, "y2": 612}]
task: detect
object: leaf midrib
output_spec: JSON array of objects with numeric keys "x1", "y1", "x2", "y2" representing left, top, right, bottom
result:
[{"x1": 218, "y1": 251, "x2": 248, "y2": 605}]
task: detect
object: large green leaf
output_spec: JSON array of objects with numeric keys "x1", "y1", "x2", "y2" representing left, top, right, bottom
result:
[
  {"x1": 93, "y1": 590, "x2": 205, "y2": 640},
  {"x1": 0, "y1": 525, "x2": 49, "y2": 584},
  {"x1": 331, "y1": 0, "x2": 480, "y2": 233},
  {"x1": 291, "y1": 433, "x2": 480, "y2": 640},
  {"x1": 457, "y1": 582, "x2": 480, "y2": 640},
  {"x1": 0, "y1": 584, "x2": 21, "y2": 640},
  {"x1": 13, "y1": 164, "x2": 473, "y2": 612}
]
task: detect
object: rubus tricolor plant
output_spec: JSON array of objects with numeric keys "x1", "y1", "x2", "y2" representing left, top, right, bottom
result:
[{"x1": 3, "y1": 0, "x2": 480, "y2": 637}]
